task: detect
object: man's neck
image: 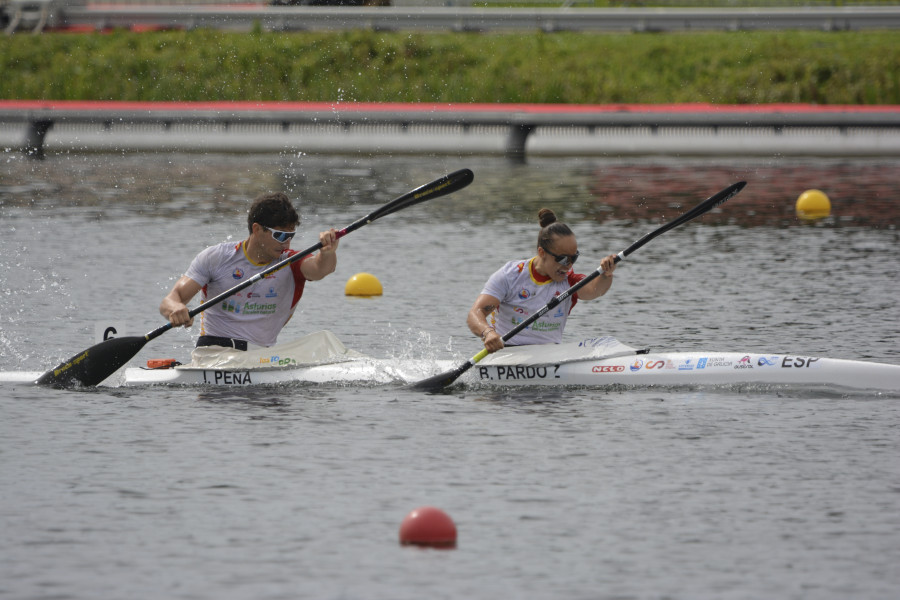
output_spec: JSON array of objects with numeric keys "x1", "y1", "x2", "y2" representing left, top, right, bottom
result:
[{"x1": 243, "y1": 239, "x2": 272, "y2": 266}]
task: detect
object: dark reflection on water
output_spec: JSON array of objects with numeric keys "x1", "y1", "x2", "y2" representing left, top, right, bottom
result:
[
  {"x1": 194, "y1": 387, "x2": 294, "y2": 408},
  {"x1": 3, "y1": 154, "x2": 898, "y2": 228},
  {"x1": 588, "y1": 160, "x2": 900, "y2": 227}
]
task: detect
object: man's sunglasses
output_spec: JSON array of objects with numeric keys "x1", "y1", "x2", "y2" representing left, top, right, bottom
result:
[
  {"x1": 262, "y1": 225, "x2": 296, "y2": 243},
  {"x1": 541, "y1": 243, "x2": 579, "y2": 267}
]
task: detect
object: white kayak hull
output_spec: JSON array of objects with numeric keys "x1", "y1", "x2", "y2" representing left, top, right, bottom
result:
[
  {"x1": 120, "y1": 351, "x2": 900, "y2": 392},
  {"x1": 5, "y1": 332, "x2": 899, "y2": 392},
  {"x1": 468, "y1": 352, "x2": 900, "y2": 390},
  {"x1": 0, "y1": 371, "x2": 44, "y2": 384},
  {"x1": 124, "y1": 358, "x2": 437, "y2": 387}
]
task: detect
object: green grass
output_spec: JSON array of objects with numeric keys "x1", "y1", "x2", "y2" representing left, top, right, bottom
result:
[{"x1": 2, "y1": 29, "x2": 898, "y2": 104}]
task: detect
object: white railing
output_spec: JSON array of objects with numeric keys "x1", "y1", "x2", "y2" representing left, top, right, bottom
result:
[{"x1": 3, "y1": 102, "x2": 899, "y2": 159}]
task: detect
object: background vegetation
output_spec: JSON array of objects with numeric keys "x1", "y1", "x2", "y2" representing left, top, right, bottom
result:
[{"x1": 1, "y1": 29, "x2": 898, "y2": 104}]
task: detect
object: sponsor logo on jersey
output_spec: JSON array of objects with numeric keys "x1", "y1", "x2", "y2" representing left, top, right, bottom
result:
[
  {"x1": 232, "y1": 268, "x2": 244, "y2": 279},
  {"x1": 221, "y1": 299, "x2": 241, "y2": 313},
  {"x1": 242, "y1": 302, "x2": 277, "y2": 315},
  {"x1": 530, "y1": 321, "x2": 560, "y2": 332}
]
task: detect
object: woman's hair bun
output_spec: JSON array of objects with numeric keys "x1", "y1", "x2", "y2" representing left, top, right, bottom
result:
[{"x1": 538, "y1": 208, "x2": 557, "y2": 228}]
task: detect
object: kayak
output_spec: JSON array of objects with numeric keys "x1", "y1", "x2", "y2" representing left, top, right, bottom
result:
[
  {"x1": 470, "y1": 349, "x2": 900, "y2": 390},
  {"x1": 4, "y1": 332, "x2": 898, "y2": 392},
  {"x1": 121, "y1": 351, "x2": 900, "y2": 391},
  {"x1": 119, "y1": 333, "x2": 900, "y2": 392}
]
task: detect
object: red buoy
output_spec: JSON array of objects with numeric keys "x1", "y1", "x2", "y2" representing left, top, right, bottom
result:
[{"x1": 399, "y1": 506, "x2": 457, "y2": 548}]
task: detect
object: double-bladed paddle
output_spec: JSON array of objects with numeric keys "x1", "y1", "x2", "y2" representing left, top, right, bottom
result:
[
  {"x1": 37, "y1": 168, "x2": 475, "y2": 387},
  {"x1": 411, "y1": 180, "x2": 747, "y2": 392}
]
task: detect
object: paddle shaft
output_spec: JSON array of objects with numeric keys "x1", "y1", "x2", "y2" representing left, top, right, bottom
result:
[
  {"x1": 38, "y1": 168, "x2": 474, "y2": 387},
  {"x1": 412, "y1": 180, "x2": 747, "y2": 391}
]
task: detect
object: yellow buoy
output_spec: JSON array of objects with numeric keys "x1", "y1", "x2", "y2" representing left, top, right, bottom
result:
[
  {"x1": 795, "y1": 189, "x2": 831, "y2": 220},
  {"x1": 345, "y1": 272, "x2": 383, "y2": 296}
]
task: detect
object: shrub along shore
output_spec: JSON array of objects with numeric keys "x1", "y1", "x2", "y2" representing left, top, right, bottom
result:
[{"x1": 2, "y1": 29, "x2": 898, "y2": 104}]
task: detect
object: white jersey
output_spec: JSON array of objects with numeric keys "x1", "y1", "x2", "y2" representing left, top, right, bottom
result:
[
  {"x1": 482, "y1": 258, "x2": 584, "y2": 345},
  {"x1": 185, "y1": 241, "x2": 308, "y2": 347}
]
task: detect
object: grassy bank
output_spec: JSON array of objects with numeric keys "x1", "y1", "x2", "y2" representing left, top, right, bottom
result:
[{"x1": 2, "y1": 29, "x2": 898, "y2": 104}]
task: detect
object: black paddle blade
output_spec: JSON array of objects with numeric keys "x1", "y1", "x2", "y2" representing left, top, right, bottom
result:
[
  {"x1": 36, "y1": 335, "x2": 149, "y2": 387},
  {"x1": 678, "y1": 180, "x2": 746, "y2": 224},
  {"x1": 409, "y1": 361, "x2": 474, "y2": 393},
  {"x1": 370, "y1": 168, "x2": 474, "y2": 222}
]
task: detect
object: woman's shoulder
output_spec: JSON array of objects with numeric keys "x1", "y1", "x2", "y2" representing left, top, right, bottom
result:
[
  {"x1": 498, "y1": 258, "x2": 531, "y2": 273},
  {"x1": 484, "y1": 259, "x2": 532, "y2": 291}
]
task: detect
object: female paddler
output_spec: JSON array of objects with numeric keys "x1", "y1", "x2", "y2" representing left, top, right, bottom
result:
[{"x1": 467, "y1": 208, "x2": 617, "y2": 353}]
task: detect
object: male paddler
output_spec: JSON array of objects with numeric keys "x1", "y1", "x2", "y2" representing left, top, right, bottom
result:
[{"x1": 160, "y1": 192, "x2": 339, "y2": 364}]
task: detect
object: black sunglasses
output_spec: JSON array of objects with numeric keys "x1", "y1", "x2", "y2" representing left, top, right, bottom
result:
[
  {"x1": 262, "y1": 225, "x2": 296, "y2": 243},
  {"x1": 541, "y1": 243, "x2": 579, "y2": 267}
]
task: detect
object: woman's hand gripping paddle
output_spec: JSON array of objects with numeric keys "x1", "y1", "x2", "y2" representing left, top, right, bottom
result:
[
  {"x1": 37, "y1": 169, "x2": 475, "y2": 387},
  {"x1": 410, "y1": 180, "x2": 747, "y2": 392}
]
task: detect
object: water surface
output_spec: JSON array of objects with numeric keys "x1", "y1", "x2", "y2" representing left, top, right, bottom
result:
[{"x1": 2, "y1": 153, "x2": 899, "y2": 599}]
